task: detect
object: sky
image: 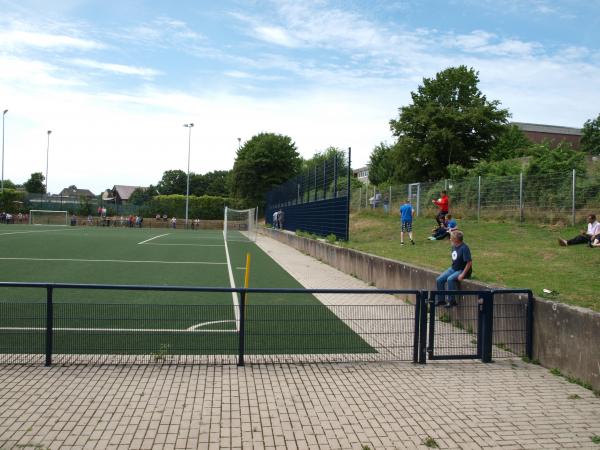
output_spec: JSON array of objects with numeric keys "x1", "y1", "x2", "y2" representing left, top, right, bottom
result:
[{"x1": 1, "y1": 0, "x2": 599, "y2": 194}]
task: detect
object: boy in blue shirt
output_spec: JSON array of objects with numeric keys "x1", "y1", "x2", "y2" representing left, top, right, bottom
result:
[
  {"x1": 399, "y1": 199, "x2": 415, "y2": 245},
  {"x1": 436, "y1": 230, "x2": 473, "y2": 307}
]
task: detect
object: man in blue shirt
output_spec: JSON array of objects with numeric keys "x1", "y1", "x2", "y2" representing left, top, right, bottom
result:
[
  {"x1": 435, "y1": 230, "x2": 473, "y2": 307},
  {"x1": 399, "y1": 199, "x2": 415, "y2": 245}
]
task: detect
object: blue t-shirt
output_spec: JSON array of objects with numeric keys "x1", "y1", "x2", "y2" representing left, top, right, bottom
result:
[
  {"x1": 400, "y1": 204, "x2": 413, "y2": 222},
  {"x1": 447, "y1": 219, "x2": 457, "y2": 229},
  {"x1": 451, "y1": 243, "x2": 472, "y2": 271}
]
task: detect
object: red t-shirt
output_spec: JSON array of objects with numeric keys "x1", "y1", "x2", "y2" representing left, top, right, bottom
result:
[{"x1": 434, "y1": 195, "x2": 449, "y2": 212}]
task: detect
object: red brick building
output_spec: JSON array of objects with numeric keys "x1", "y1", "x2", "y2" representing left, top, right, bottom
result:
[{"x1": 512, "y1": 122, "x2": 582, "y2": 149}]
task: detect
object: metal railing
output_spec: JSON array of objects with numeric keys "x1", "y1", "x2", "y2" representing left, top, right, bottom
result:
[{"x1": 0, "y1": 283, "x2": 533, "y2": 366}]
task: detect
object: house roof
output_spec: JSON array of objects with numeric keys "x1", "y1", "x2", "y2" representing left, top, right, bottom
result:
[
  {"x1": 113, "y1": 185, "x2": 143, "y2": 201},
  {"x1": 512, "y1": 122, "x2": 582, "y2": 136},
  {"x1": 58, "y1": 187, "x2": 95, "y2": 198}
]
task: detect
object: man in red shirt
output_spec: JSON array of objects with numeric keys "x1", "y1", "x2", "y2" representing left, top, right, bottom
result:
[{"x1": 432, "y1": 190, "x2": 449, "y2": 226}]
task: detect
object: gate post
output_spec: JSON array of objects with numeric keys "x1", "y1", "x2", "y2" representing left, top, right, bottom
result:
[
  {"x1": 525, "y1": 290, "x2": 534, "y2": 360},
  {"x1": 427, "y1": 291, "x2": 436, "y2": 360},
  {"x1": 419, "y1": 291, "x2": 428, "y2": 364},
  {"x1": 412, "y1": 293, "x2": 420, "y2": 363},
  {"x1": 480, "y1": 292, "x2": 494, "y2": 363},
  {"x1": 45, "y1": 285, "x2": 53, "y2": 367},
  {"x1": 237, "y1": 290, "x2": 246, "y2": 367}
]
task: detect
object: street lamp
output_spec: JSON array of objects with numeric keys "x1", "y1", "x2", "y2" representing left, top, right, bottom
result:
[
  {"x1": 1, "y1": 109, "x2": 7, "y2": 192},
  {"x1": 237, "y1": 137, "x2": 241, "y2": 150},
  {"x1": 45, "y1": 130, "x2": 52, "y2": 195},
  {"x1": 183, "y1": 123, "x2": 194, "y2": 228}
]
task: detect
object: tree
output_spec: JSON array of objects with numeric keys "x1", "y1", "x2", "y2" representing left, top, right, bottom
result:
[
  {"x1": 190, "y1": 170, "x2": 230, "y2": 197},
  {"x1": 488, "y1": 124, "x2": 531, "y2": 161},
  {"x1": 1, "y1": 179, "x2": 16, "y2": 190},
  {"x1": 367, "y1": 143, "x2": 395, "y2": 185},
  {"x1": 230, "y1": 133, "x2": 301, "y2": 205},
  {"x1": 24, "y1": 172, "x2": 46, "y2": 194},
  {"x1": 389, "y1": 65, "x2": 510, "y2": 182},
  {"x1": 129, "y1": 185, "x2": 158, "y2": 206},
  {"x1": 302, "y1": 147, "x2": 347, "y2": 173},
  {"x1": 157, "y1": 170, "x2": 187, "y2": 195},
  {"x1": 581, "y1": 113, "x2": 600, "y2": 155}
]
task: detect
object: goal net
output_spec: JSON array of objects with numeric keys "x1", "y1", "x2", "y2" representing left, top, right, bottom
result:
[
  {"x1": 224, "y1": 207, "x2": 258, "y2": 242},
  {"x1": 30, "y1": 210, "x2": 69, "y2": 226}
]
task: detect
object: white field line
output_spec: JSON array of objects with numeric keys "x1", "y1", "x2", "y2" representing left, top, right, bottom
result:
[
  {"x1": 0, "y1": 326, "x2": 236, "y2": 333},
  {"x1": 144, "y1": 243, "x2": 224, "y2": 247},
  {"x1": 137, "y1": 233, "x2": 169, "y2": 245},
  {"x1": 0, "y1": 228, "x2": 77, "y2": 237},
  {"x1": 0, "y1": 257, "x2": 227, "y2": 265},
  {"x1": 187, "y1": 320, "x2": 236, "y2": 331},
  {"x1": 223, "y1": 232, "x2": 240, "y2": 331}
]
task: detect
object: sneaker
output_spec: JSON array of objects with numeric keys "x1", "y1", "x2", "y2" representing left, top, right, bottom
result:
[
  {"x1": 444, "y1": 299, "x2": 457, "y2": 308},
  {"x1": 434, "y1": 298, "x2": 446, "y2": 307},
  {"x1": 558, "y1": 238, "x2": 567, "y2": 247},
  {"x1": 401, "y1": 242, "x2": 405, "y2": 245},
  {"x1": 411, "y1": 240, "x2": 415, "y2": 245},
  {"x1": 428, "y1": 237, "x2": 436, "y2": 241}
]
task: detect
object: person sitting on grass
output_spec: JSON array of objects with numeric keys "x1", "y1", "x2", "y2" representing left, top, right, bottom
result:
[
  {"x1": 558, "y1": 214, "x2": 600, "y2": 247},
  {"x1": 435, "y1": 230, "x2": 472, "y2": 308},
  {"x1": 429, "y1": 214, "x2": 457, "y2": 240}
]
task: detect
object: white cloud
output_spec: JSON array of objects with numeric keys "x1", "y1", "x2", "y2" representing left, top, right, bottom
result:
[
  {"x1": 0, "y1": 29, "x2": 104, "y2": 51},
  {"x1": 69, "y1": 58, "x2": 161, "y2": 78},
  {"x1": 254, "y1": 26, "x2": 299, "y2": 47}
]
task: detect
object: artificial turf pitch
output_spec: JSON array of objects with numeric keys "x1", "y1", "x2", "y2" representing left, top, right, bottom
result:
[{"x1": 0, "y1": 225, "x2": 373, "y2": 357}]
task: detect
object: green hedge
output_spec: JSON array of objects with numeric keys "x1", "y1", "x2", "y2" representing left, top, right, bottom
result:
[
  {"x1": 140, "y1": 195, "x2": 248, "y2": 219},
  {"x1": 0, "y1": 189, "x2": 28, "y2": 213}
]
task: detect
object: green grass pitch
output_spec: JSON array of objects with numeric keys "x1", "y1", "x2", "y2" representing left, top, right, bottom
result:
[{"x1": 0, "y1": 225, "x2": 374, "y2": 356}]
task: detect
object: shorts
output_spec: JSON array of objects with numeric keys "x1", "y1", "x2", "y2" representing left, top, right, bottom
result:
[{"x1": 401, "y1": 221, "x2": 412, "y2": 232}]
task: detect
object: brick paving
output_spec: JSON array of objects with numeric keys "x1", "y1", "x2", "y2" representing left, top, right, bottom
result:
[{"x1": 0, "y1": 234, "x2": 599, "y2": 449}]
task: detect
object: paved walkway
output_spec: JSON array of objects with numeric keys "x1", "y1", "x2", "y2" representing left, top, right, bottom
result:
[{"x1": 0, "y1": 235, "x2": 599, "y2": 449}]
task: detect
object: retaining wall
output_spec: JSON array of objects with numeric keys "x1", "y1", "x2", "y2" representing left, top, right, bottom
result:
[{"x1": 261, "y1": 228, "x2": 600, "y2": 390}]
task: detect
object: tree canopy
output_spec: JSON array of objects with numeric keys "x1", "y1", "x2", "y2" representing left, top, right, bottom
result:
[
  {"x1": 24, "y1": 172, "x2": 46, "y2": 194},
  {"x1": 1, "y1": 179, "x2": 16, "y2": 190},
  {"x1": 129, "y1": 185, "x2": 159, "y2": 205},
  {"x1": 157, "y1": 170, "x2": 187, "y2": 195},
  {"x1": 581, "y1": 113, "x2": 600, "y2": 155},
  {"x1": 389, "y1": 65, "x2": 510, "y2": 182},
  {"x1": 367, "y1": 143, "x2": 395, "y2": 185},
  {"x1": 230, "y1": 132, "x2": 301, "y2": 205}
]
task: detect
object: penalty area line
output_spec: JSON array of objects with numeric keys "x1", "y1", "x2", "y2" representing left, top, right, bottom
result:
[{"x1": 137, "y1": 233, "x2": 170, "y2": 245}]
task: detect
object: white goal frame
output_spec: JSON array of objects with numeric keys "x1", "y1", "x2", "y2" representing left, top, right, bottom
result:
[
  {"x1": 223, "y1": 206, "x2": 258, "y2": 242},
  {"x1": 29, "y1": 210, "x2": 69, "y2": 226}
]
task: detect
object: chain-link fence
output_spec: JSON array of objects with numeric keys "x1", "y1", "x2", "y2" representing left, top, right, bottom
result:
[
  {"x1": 353, "y1": 169, "x2": 600, "y2": 225},
  {"x1": 22, "y1": 194, "x2": 141, "y2": 216}
]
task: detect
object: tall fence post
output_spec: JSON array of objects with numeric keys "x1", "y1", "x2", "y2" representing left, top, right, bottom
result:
[
  {"x1": 237, "y1": 290, "x2": 246, "y2": 367},
  {"x1": 45, "y1": 285, "x2": 53, "y2": 367},
  {"x1": 313, "y1": 166, "x2": 317, "y2": 202},
  {"x1": 477, "y1": 176, "x2": 481, "y2": 221},
  {"x1": 346, "y1": 147, "x2": 351, "y2": 241},
  {"x1": 388, "y1": 185, "x2": 392, "y2": 215},
  {"x1": 519, "y1": 172, "x2": 524, "y2": 223},
  {"x1": 322, "y1": 159, "x2": 327, "y2": 200},
  {"x1": 333, "y1": 154, "x2": 338, "y2": 199},
  {"x1": 572, "y1": 169, "x2": 576, "y2": 226},
  {"x1": 358, "y1": 186, "x2": 361, "y2": 211}
]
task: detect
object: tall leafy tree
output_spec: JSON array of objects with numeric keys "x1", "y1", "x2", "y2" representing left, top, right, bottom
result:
[
  {"x1": 129, "y1": 185, "x2": 158, "y2": 205},
  {"x1": 367, "y1": 143, "x2": 395, "y2": 185},
  {"x1": 389, "y1": 65, "x2": 510, "y2": 182},
  {"x1": 581, "y1": 113, "x2": 600, "y2": 155},
  {"x1": 488, "y1": 124, "x2": 531, "y2": 161},
  {"x1": 230, "y1": 132, "x2": 301, "y2": 205},
  {"x1": 157, "y1": 170, "x2": 187, "y2": 195},
  {"x1": 24, "y1": 172, "x2": 46, "y2": 194}
]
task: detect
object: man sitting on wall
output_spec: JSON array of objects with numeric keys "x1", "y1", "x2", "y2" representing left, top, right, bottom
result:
[{"x1": 558, "y1": 214, "x2": 600, "y2": 247}]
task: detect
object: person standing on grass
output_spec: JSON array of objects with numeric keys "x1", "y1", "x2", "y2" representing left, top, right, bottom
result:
[
  {"x1": 558, "y1": 214, "x2": 600, "y2": 247},
  {"x1": 399, "y1": 198, "x2": 415, "y2": 245},
  {"x1": 432, "y1": 190, "x2": 449, "y2": 226},
  {"x1": 436, "y1": 230, "x2": 472, "y2": 308}
]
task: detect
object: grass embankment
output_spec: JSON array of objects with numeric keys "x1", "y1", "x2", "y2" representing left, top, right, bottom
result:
[{"x1": 344, "y1": 210, "x2": 600, "y2": 312}]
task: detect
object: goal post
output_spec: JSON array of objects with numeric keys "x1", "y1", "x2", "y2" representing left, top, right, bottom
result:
[
  {"x1": 29, "y1": 210, "x2": 69, "y2": 226},
  {"x1": 224, "y1": 206, "x2": 258, "y2": 242}
]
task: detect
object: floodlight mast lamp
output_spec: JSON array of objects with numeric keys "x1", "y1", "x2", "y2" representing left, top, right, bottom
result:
[
  {"x1": 45, "y1": 130, "x2": 52, "y2": 195},
  {"x1": 183, "y1": 123, "x2": 194, "y2": 228},
  {"x1": 1, "y1": 109, "x2": 7, "y2": 192}
]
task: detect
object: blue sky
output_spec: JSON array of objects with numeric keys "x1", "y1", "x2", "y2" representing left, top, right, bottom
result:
[{"x1": 1, "y1": 0, "x2": 599, "y2": 194}]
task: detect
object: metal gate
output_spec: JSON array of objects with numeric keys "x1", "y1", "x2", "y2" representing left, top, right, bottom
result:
[{"x1": 408, "y1": 183, "x2": 421, "y2": 216}]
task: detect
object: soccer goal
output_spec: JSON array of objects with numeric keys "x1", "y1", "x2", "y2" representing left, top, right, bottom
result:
[
  {"x1": 224, "y1": 206, "x2": 258, "y2": 242},
  {"x1": 29, "y1": 210, "x2": 69, "y2": 226}
]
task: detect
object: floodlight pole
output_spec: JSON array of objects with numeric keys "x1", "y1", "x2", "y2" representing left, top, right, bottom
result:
[
  {"x1": 45, "y1": 130, "x2": 52, "y2": 195},
  {"x1": 183, "y1": 123, "x2": 194, "y2": 228},
  {"x1": 1, "y1": 109, "x2": 7, "y2": 192},
  {"x1": 237, "y1": 137, "x2": 241, "y2": 150}
]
